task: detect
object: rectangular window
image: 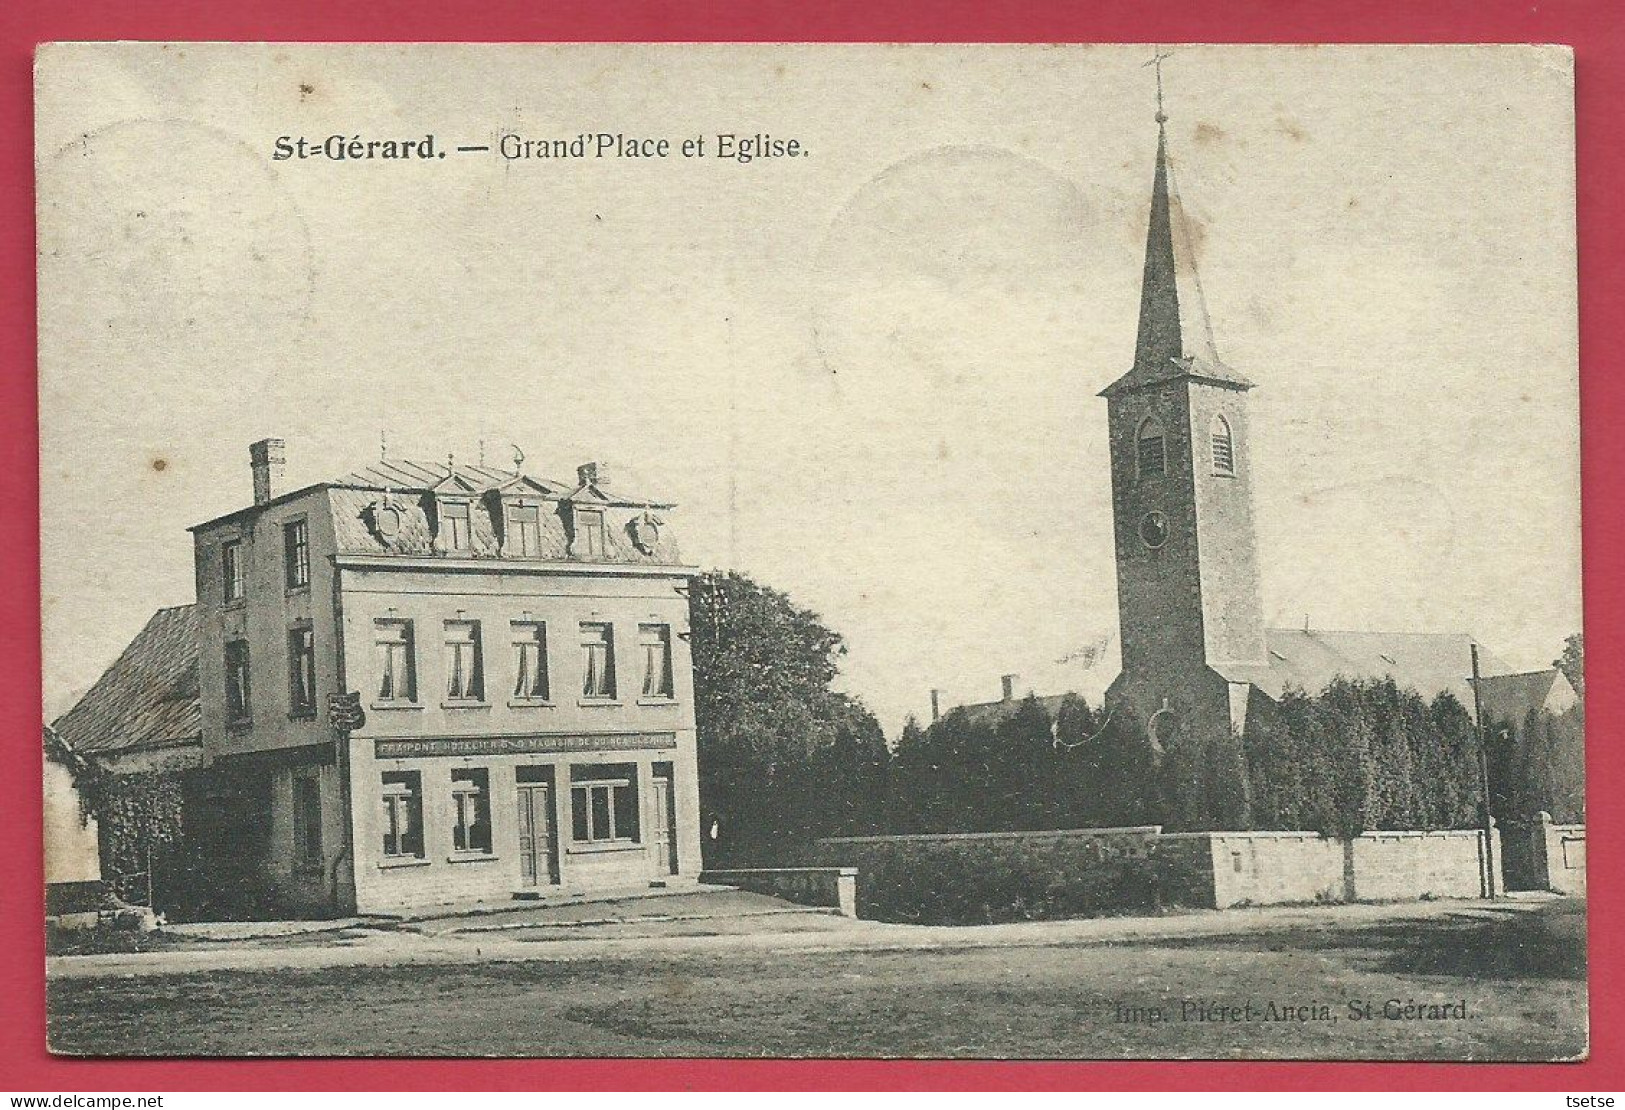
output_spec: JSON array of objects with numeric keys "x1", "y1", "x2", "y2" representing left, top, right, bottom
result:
[
  {"x1": 288, "y1": 624, "x2": 316, "y2": 717},
  {"x1": 444, "y1": 621, "x2": 484, "y2": 701},
  {"x1": 292, "y1": 772, "x2": 322, "y2": 870},
  {"x1": 441, "y1": 501, "x2": 471, "y2": 551},
  {"x1": 375, "y1": 620, "x2": 417, "y2": 702},
  {"x1": 569, "y1": 763, "x2": 639, "y2": 844},
  {"x1": 512, "y1": 622, "x2": 549, "y2": 700},
  {"x1": 639, "y1": 624, "x2": 674, "y2": 699},
  {"x1": 580, "y1": 622, "x2": 616, "y2": 699},
  {"x1": 225, "y1": 639, "x2": 251, "y2": 722},
  {"x1": 222, "y1": 540, "x2": 245, "y2": 603},
  {"x1": 284, "y1": 520, "x2": 310, "y2": 589},
  {"x1": 380, "y1": 771, "x2": 424, "y2": 859},
  {"x1": 508, "y1": 504, "x2": 542, "y2": 557},
  {"x1": 451, "y1": 768, "x2": 493, "y2": 854},
  {"x1": 574, "y1": 508, "x2": 605, "y2": 557}
]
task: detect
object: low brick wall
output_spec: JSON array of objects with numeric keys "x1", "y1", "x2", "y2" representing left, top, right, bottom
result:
[
  {"x1": 700, "y1": 867, "x2": 857, "y2": 917},
  {"x1": 807, "y1": 827, "x2": 1162, "y2": 923}
]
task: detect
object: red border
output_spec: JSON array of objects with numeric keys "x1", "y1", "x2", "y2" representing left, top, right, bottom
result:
[{"x1": 4, "y1": 0, "x2": 1621, "y2": 1092}]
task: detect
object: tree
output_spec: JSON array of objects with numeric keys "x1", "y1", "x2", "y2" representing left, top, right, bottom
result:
[
  {"x1": 1245, "y1": 679, "x2": 1481, "y2": 835},
  {"x1": 991, "y1": 695, "x2": 1060, "y2": 831},
  {"x1": 1553, "y1": 632, "x2": 1584, "y2": 701},
  {"x1": 1053, "y1": 694, "x2": 1154, "y2": 828},
  {"x1": 887, "y1": 705, "x2": 1002, "y2": 833},
  {"x1": 888, "y1": 692, "x2": 1173, "y2": 834},
  {"x1": 1488, "y1": 703, "x2": 1585, "y2": 825},
  {"x1": 688, "y1": 570, "x2": 889, "y2": 864}
]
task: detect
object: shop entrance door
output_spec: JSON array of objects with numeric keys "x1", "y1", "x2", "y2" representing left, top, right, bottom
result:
[
  {"x1": 516, "y1": 782, "x2": 559, "y2": 887},
  {"x1": 650, "y1": 771, "x2": 679, "y2": 877}
]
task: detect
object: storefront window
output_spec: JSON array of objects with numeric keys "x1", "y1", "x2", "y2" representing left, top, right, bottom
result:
[
  {"x1": 381, "y1": 771, "x2": 424, "y2": 859},
  {"x1": 569, "y1": 763, "x2": 639, "y2": 844},
  {"x1": 451, "y1": 768, "x2": 493, "y2": 853}
]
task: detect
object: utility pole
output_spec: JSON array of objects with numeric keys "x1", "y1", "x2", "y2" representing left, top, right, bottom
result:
[{"x1": 1469, "y1": 643, "x2": 1498, "y2": 898}]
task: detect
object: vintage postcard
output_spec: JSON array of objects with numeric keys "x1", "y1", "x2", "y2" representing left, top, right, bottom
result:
[{"x1": 37, "y1": 43, "x2": 1583, "y2": 1060}]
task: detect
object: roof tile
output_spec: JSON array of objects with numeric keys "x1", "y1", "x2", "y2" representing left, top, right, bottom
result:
[{"x1": 51, "y1": 605, "x2": 200, "y2": 754}]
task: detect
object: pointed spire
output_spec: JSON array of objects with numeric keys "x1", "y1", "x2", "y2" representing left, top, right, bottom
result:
[{"x1": 1102, "y1": 92, "x2": 1251, "y2": 398}]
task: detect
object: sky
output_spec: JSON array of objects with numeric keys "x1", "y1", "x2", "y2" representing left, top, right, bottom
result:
[{"x1": 37, "y1": 44, "x2": 1580, "y2": 733}]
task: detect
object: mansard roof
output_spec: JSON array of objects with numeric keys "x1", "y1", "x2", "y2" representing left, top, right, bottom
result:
[
  {"x1": 1101, "y1": 122, "x2": 1252, "y2": 399},
  {"x1": 327, "y1": 487, "x2": 685, "y2": 566},
  {"x1": 334, "y1": 458, "x2": 671, "y2": 508}
]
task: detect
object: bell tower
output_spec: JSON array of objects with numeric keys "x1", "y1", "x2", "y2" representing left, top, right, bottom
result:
[{"x1": 1100, "y1": 79, "x2": 1267, "y2": 768}]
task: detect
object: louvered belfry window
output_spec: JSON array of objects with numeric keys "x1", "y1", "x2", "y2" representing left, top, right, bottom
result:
[
  {"x1": 1211, "y1": 415, "x2": 1235, "y2": 476},
  {"x1": 1137, "y1": 417, "x2": 1166, "y2": 478}
]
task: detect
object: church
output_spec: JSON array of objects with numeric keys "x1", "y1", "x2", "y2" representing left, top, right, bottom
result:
[{"x1": 1097, "y1": 98, "x2": 1575, "y2": 772}]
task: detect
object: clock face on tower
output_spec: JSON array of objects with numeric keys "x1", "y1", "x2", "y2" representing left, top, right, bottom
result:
[{"x1": 1138, "y1": 510, "x2": 1170, "y2": 549}]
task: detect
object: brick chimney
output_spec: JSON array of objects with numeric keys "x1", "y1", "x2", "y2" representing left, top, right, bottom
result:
[
  {"x1": 250, "y1": 438, "x2": 286, "y2": 506},
  {"x1": 1001, "y1": 673, "x2": 1019, "y2": 702},
  {"x1": 577, "y1": 461, "x2": 607, "y2": 488},
  {"x1": 930, "y1": 689, "x2": 942, "y2": 723}
]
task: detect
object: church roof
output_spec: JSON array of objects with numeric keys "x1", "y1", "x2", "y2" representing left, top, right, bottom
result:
[
  {"x1": 1100, "y1": 121, "x2": 1252, "y2": 398},
  {"x1": 1211, "y1": 628, "x2": 1512, "y2": 719},
  {"x1": 1472, "y1": 668, "x2": 1578, "y2": 726},
  {"x1": 51, "y1": 604, "x2": 201, "y2": 755}
]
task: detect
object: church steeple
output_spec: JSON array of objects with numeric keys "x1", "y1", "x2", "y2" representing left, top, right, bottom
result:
[
  {"x1": 1099, "y1": 59, "x2": 1270, "y2": 817},
  {"x1": 1101, "y1": 107, "x2": 1251, "y2": 398}
]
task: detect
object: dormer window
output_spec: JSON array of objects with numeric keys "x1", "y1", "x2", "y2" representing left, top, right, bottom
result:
[
  {"x1": 507, "y1": 503, "x2": 542, "y2": 557},
  {"x1": 440, "y1": 500, "x2": 472, "y2": 552},
  {"x1": 573, "y1": 508, "x2": 606, "y2": 558},
  {"x1": 1137, "y1": 417, "x2": 1167, "y2": 478}
]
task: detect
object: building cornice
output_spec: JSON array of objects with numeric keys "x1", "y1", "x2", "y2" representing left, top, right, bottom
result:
[{"x1": 332, "y1": 553, "x2": 699, "y2": 578}]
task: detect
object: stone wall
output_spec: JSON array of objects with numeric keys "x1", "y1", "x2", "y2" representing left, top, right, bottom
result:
[
  {"x1": 809, "y1": 825, "x2": 1501, "y2": 921},
  {"x1": 1550, "y1": 824, "x2": 1587, "y2": 895},
  {"x1": 1164, "y1": 829, "x2": 1497, "y2": 908},
  {"x1": 1350, "y1": 829, "x2": 1497, "y2": 902},
  {"x1": 1166, "y1": 831, "x2": 1347, "y2": 907}
]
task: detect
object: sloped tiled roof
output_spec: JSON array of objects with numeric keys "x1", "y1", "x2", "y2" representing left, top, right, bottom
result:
[
  {"x1": 1473, "y1": 668, "x2": 1576, "y2": 726},
  {"x1": 951, "y1": 692, "x2": 1072, "y2": 729},
  {"x1": 51, "y1": 605, "x2": 200, "y2": 755},
  {"x1": 43, "y1": 724, "x2": 89, "y2": 774},
  {"x1": 1212, "y1": 628, "x2": 1512, "y2": 718}
]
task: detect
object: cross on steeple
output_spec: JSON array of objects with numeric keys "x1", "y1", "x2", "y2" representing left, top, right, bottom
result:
[{"x1": 1144, "y1": 46, "x2": 1174, "y2": 125}]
